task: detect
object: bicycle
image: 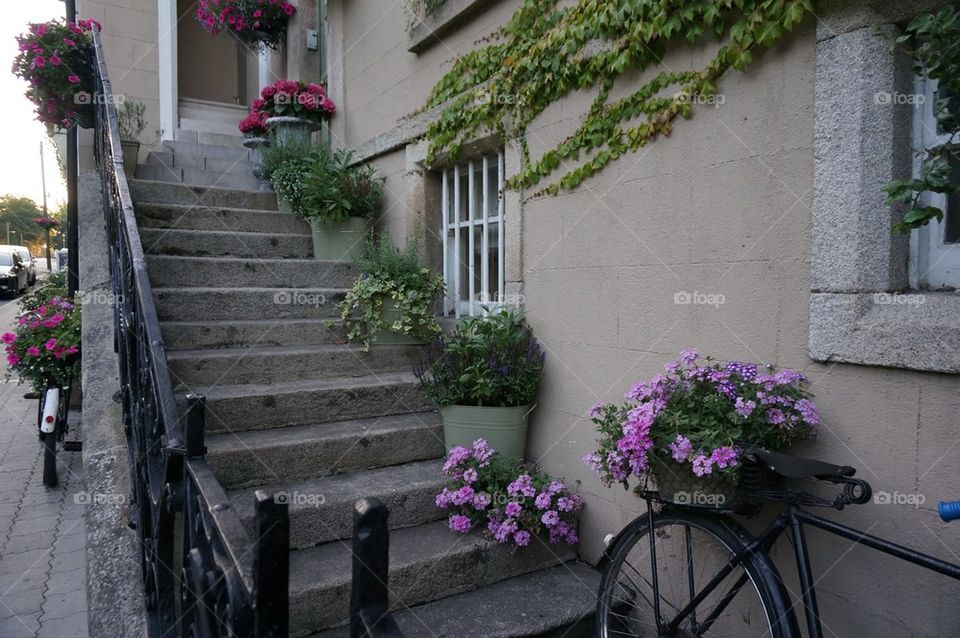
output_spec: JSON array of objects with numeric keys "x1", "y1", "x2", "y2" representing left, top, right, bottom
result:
[
  {"x1": 595, "y1": 447, "x2": 960, "y2": 637},
  {"x1": 28, "y1": 377, "x2": 77, "y2": 488}
]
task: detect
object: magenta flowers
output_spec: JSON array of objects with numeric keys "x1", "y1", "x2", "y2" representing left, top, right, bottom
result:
[
  {"x1": 3, "y1": 295, "x2": 80, "y2": 393},
  {"x1": 195, "y1": 0, "x2": 295, "y2": 49},
  {"x1": 584, "y1": 350, "x2": 819, "y2": 488},
  {"x1": 436, "y1": 438, "x2": 583, "y2": 549}
]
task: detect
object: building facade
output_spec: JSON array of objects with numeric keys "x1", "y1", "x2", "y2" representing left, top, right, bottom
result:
[{"x1": 82, "y1": 0, "x2": 960, "y2": 634}]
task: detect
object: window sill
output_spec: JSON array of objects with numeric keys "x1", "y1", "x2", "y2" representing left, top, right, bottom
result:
[
  {"x1": 408, "y1": 0, "x2": 497, "y2": 53},
  {"x1": 809, "y1": 291, "x2": 960, "y2": 373}
]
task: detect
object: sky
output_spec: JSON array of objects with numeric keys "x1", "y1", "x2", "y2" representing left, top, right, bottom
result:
[{"x1": 0, "y1": 0, "x2": 70, "y2": 209}]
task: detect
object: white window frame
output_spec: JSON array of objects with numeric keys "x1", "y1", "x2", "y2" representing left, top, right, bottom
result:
[
  {"x1": 910, "y1": 76, "x2": 960, "y2": 290},
  {"x1": 441, "y1": 151, "x2": 505, "y2": 317}
]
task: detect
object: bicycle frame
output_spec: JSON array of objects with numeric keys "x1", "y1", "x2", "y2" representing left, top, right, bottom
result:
[{"x1": 647, "y1": 499, "x2": 960, "y2": 637}]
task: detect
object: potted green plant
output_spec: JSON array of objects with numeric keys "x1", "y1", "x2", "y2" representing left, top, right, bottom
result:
[
  {"x1": 301, "y1": 148, "x2": 383, "y2": 261},
  {"x1": 117, "y1": 100, "x2": 147, "y2": 178},
  {"x1": 583, "y1": 349, "x2": 820, "y2": 509},
  {"x1": 416, "y1": 310, "x2": 545, "y2": 459},
  {"x1": 261, "y1": 138, "x2": 313, "y2": 214},
  {"x1": 340, "y1": 233, "x2": 444, "y2": 350}
]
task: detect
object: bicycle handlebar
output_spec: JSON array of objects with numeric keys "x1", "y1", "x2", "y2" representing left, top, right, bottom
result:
[{"x1": 939, "y1": 501, "x2": 960, "y2": 522}]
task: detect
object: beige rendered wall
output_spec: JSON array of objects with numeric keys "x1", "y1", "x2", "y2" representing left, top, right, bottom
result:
[
  {"x1": 338, "y1": 1, "x2": 960, "y2": 635},
  {"x1": 78, "y1": 0, "x2": 161, "y2": 168}
]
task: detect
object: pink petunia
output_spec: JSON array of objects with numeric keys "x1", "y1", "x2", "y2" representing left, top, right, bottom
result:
[
  {"x1": 67, "y1": 75, "x2": 81, "y2": 85},
  {"x1": 49, "y1": 54, "x2": 62, "y2": 66},
  {"x1": 44, "y1": 338, "x2": 57, "y2": 351},
  {"x1": 27, "y1": 346, "x2": 41, "y2": 357},
  {"x1": 1, "y1": 332, "x2": 15, "y2": 344},
  {"x1": 6, "y1": 355, "x2": 19, "y2": 367}
]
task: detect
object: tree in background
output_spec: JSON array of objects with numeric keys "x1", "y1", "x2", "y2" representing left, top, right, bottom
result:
[{"x1": 0, "y1": 195, "x2": 43, "y2": 247}]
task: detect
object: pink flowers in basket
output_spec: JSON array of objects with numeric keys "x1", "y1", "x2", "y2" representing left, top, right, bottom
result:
[
  {"x1": 436, "y1": 438, "x2": 583, "y2": 549},
  {"x1": 196, "y1": 0, "x2": 296, "y2": 49}
]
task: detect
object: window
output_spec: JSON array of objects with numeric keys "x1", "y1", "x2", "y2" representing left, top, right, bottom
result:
[
  {"x1": 911, "y1": 77, "x2": 960, "y2": 289},
  {"x1": 441, "y1": 151, "x2": 505, "y2": 317}
]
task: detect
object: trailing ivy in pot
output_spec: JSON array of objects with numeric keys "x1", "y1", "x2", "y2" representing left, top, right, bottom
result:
[
  {"x1": 261, "y1": 138, "x2": 313, "y2": 214},
  {"x1": 13, "y1": 19, "x2": 99, "y2": 131},
  {"x1": 583, "y1": 349, "x2": 819, "y2": 510},
  {"x1": 339, "y1": 233, "x2": 444, "y2": 350},
  {"x1": 416, "y1": 310, "x2": 545, "y2": 460},
  {"x1": 300, "y1": 147, "x2": 383, "y2": 261}
]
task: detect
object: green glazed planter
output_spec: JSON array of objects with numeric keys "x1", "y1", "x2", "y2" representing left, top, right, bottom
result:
[
  {"x1": 309, "y1": 217, "x2": 368, "y2": 261},
  {"x1": 276, "y1": 195, "x2": 294, "y2": 215},
  {"x1": 441, "y1": 404, "x2": 536, "y2": 460}
]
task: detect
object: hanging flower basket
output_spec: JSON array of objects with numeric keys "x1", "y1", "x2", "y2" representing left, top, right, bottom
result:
[
  {"x1": 34, "y1": 217, "x2": 60, "y2": 229},
  {"x1": 13, "y1": 19, "x2": 99, "y2": 130},
  {"x1": 195, "y1": 0, "x2": 296, "y2": 50}
]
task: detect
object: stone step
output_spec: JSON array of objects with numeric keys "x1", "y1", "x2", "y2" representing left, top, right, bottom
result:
[
  {"x1": 136, "y1": 203, "x2": 308, "y2": 234},
  {"x1": 288, "y1": 520, "x2": 575, "y2": 635},
  {"x1": 181, "y1": 371, "x2": 432, "y2": 433},
  {"x1": 146, "y1": 256, "x2": 354, "y2": 289},
  {"x1": 141, "y1": 228, "x2": 313, "y2": 259},
  {"x1": 161, "y1": 139, "x2": 252, "y2": 162},
  {"x1": 166, "y1": 343, "x2": 421, "y2": 386},
  {"x1": 206, "y1": 412, "x2": 443, "y2": 489},
  {"x1": 310, "y1": 563, "x2": 599, "y2": 638},
  {"x1": 130, "y1": 179, "x2": 277, "y2": 210},
  {"x1": 154, "y1": 287, "x2": 346, "y2": 321},
  {"x1": 145, "y1": 151, "x2": 254, "y2": 178},
  {"x1": 230, "y1": 459, "x2": 446, "y2": 549},
  {"x1": 180, "y1": 116, "x2": 247, "y2": 138},
  {"x1": 174, "y1": 129, "x2": 246, "y2": 148},
  {"x1": 178, "y1": 99, "x2": 249, "y2": 123},
  {"x1": 134, "y1": 163, "x2": 261, "y2": 190},
  {"x1": 160, "y1": 319, "x2": 346, "y2": 351}
]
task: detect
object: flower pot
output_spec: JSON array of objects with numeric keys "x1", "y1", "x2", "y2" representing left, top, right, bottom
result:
[
  {"x1": 649, "y1": 456, "x2": 750, "y2": 510},
  {"x1": 440, "y1": 404, "x2": 535, "y2": 460},
  {"x1": 242, "y1": 136, "x2": 272, "y2": 191},
  {"x1": 309, "y1": 217, "x2": 368, "y2": 261},
  {"x1": 120, "y1": 140, "x2": 139, "y2": 179},
  {"x1": 266, "y1": 115, "x2": 317, "y2": 148},
  {"x1": 373, "y1": 298, "x2": 427, "y2": 346},
  {"x1": 276, "y1": 195, "x2": 294, "y2": 215}
]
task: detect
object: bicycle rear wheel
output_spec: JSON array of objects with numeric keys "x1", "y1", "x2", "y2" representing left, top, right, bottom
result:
[{"x1": 597, "y1": 509, "x2": 795, "y2": 637}]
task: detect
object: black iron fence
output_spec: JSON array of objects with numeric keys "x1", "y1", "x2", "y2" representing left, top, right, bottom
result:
[{"x1": 91, "y1": 28, "x2": 289, "y2": 637}]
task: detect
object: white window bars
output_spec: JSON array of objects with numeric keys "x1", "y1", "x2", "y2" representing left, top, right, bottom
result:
[{"x1": 441, "y1": 151, "x2": 505, "y2": 317}]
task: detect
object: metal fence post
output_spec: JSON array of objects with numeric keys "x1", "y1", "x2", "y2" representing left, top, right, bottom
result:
[{"x1": 350, "y1": 498, "x2": 402, "y2": 638}]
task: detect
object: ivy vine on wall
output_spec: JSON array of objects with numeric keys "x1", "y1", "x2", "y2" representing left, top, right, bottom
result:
[{"x1": 419, "y1": 0, "x2": 813, "y2": 196}]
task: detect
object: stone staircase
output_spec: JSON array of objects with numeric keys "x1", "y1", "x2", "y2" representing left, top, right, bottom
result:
[{"x1": 128, "y1": 157, "x2": 599, "y2": 635}]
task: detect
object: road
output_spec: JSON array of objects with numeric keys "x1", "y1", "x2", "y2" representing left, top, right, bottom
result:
[{"x1": 0, "y1": 289, "x2": 89, "y2": 638}]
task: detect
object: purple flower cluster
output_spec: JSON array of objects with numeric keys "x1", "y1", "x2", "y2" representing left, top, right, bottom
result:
[
  {"x1": 437, "y1": 438, "x2": 582, "y2": 548},
  {"x1": 584, "y1": 349, "x2": 820, "y2": 487}
]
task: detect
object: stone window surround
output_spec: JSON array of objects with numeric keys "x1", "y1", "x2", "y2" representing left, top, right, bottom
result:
[
  {"x1": 808, "y1": 0, "x2": 960, "y2": 374},
  {"x1": 407, "y1": 0, "x2": 500, "y2": 54}
]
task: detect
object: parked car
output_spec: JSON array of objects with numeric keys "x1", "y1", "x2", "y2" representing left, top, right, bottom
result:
[
  {"x1": 0, "y1": 245, "x2": 37, "y2": 285},
  {"x1": 0, "y1": 250, "x2": 29, "y2": 297}
]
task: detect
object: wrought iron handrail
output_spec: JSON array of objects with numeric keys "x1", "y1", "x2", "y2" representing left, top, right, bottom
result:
[{"x1": 91, "y1": 28, "x2": 289, "y2": 638}]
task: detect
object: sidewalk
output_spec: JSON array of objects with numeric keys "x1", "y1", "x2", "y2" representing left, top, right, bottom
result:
[{"x1": 0, "y1": 314, "x2": 88, "y2": 637}]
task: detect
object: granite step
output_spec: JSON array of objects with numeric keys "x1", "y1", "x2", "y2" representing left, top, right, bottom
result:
[
  {"x1": 130, "y1": 179, "x2": 277, "y2": 210},
  {"x1": 136, "y1": 202, "x2": 309, "y2": 234},
  {"x1": 206, "y1": 412, "x2": 443, "y2": 489},
  {"x1": 146, "y1": 256, "x2": 354, "y2": 289},
  {"x1": 230, "y1": 459, "x2": 446, "y2": 549},
  {"x1": 160, "y1": 319, "x2": 346, "y2": 350},
  {"x1": 154, "y1": 287, "x2": 346, "y2": 321}
]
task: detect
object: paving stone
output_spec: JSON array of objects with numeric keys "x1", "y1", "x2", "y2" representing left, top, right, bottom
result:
[
  {"x1": 0, "y1": 567, "x2": 47, "y2": 592},
  {"x1": 48, "y1": 549, "x2": 84, "y2": 574},
  {"x1": 37, "y1": 613, "x2": 88, "y2": 638},
  {"x1": 0, "y1": 612, "x2": 41, "y2": 638},
  {"x1": 0, "y1": 587, "x2": 44, "y2": 619},
  {"x1": 9, "y1": 515, "x2": 59, "y2": 537},
  {"x1": 4, "y1": 530, "x2": 57, "y2": 554},
  {"x1": 39, "y1": 589, "x2": 88, "y2": 622},
  {"x1": 0, "y1": 547, "x2": 53, "y2": 575},
  {"x1": 43, "y1": 567, "x2": 85, "y2": 596},
  {"x1": 14, "y1": 503, "x2": 60, "y2": 523}
]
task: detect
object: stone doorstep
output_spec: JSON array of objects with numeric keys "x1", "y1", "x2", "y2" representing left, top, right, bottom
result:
[{"x1": 140, "y1": 227, "x2": 314, "y2": 259}]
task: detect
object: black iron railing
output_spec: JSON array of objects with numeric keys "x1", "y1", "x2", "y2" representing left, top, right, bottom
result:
[{"x1": 91, "y1": 28, "x2": 289, "y2": 638}]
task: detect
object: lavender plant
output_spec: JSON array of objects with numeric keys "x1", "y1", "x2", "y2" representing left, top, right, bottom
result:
[
  {"x1": 415, "y1": 310, "x2": 544, "y2": 407},
  {"x1": 584, "y1": 349, "x2": 819, "y2": 489}
]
